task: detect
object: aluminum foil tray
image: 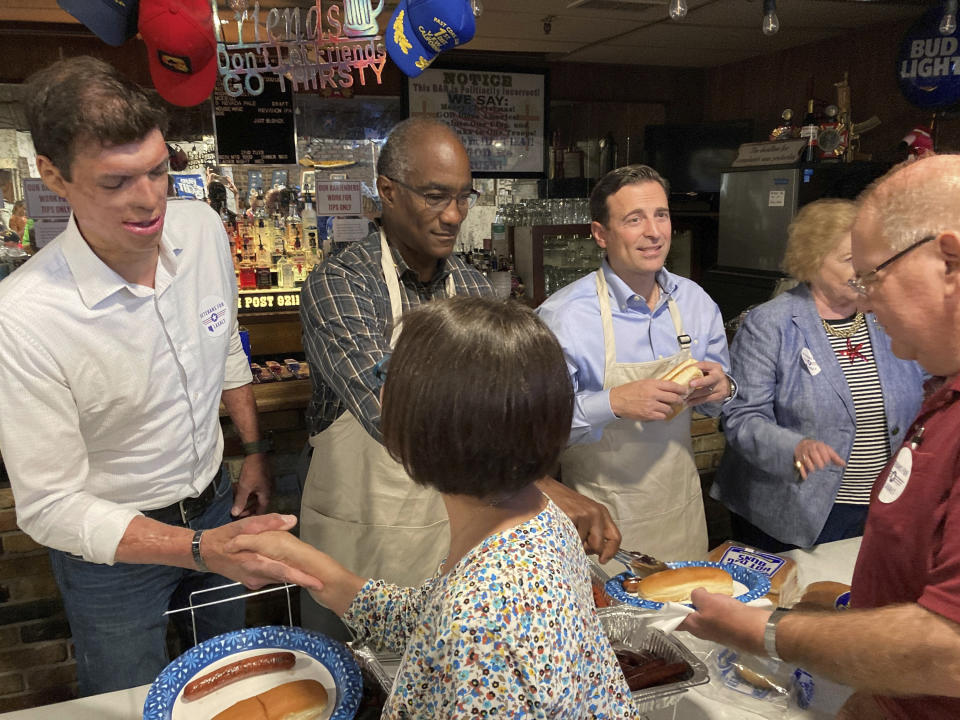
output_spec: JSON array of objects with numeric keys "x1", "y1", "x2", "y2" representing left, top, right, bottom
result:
[{"x1": 598, "y1": 606, "x2": 710, "y2": 713}]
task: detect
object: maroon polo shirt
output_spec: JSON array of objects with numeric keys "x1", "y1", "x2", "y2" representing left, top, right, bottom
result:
[{"x1": 851, "y1": 374, "x2": 960, "y2": 719}]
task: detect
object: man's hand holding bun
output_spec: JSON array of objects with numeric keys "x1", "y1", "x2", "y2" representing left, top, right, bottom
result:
[{"x1": 686, "y1": 361, "x2": 731, "y2": 405}]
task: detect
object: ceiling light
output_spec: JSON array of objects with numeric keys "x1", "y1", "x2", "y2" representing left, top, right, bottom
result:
[
  {"x1": 762, "y1": 0, "x2": 780, "y2": 36},
  {"x1": 669, "y1": 0, "x2": 688, "y2": 21}
]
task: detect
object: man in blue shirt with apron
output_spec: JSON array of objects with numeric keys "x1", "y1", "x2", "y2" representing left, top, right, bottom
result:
[{"x1": 539, "y1": 165, "x2": 735, "y2": 573}]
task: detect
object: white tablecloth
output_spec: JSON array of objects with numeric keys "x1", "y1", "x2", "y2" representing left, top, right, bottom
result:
[{"x1": 0, "y1": 538, "x2": 862, "y2": 720}]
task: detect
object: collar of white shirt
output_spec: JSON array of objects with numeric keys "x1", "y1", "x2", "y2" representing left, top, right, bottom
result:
[{"x1": 60, "y1": 213, "x2": 184, "y2": 308}]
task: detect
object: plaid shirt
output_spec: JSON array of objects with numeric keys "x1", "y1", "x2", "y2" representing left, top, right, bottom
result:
[{"x1": 300, "y1": 231, "x2": 492, "y2": 439}]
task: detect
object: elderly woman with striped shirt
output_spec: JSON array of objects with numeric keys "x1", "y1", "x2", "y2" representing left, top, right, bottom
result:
[{"x1": 710, "y1": 199, "x2": 926, "y2": 552}]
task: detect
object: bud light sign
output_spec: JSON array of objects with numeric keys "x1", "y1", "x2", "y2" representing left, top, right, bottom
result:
[{"x1": 898, "y1": 7, "x2": 960, "y2": 109}]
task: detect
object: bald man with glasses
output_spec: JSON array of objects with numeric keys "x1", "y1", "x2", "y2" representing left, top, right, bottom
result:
[
  {"x1": 680, "y1": 155, "x2": 960, "y2": 720},
  {"x1": 298, "y1": 118, "x2": 614, "y2": 639}
]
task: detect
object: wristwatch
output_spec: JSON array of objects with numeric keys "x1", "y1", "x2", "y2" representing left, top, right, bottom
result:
[
  {"x1": 723, "y1": 374, "x2": 738, "y2": 404},
  {"x1": 191, "y1": 529, "x2": 209, "y2": 572},
  {"x1": 764, "y1": 609, "x2": 788, "y2": 662},
  {"x1": 242, "y1": 437, "x2": 274, "y2": 455}
]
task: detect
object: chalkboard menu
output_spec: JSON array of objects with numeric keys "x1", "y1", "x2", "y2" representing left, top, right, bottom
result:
[{"x1": 214, "y1": 76, "x2": 296, "y2": 165}]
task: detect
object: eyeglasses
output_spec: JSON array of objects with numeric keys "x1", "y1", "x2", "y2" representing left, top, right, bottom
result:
[
  {"x1": 384, "y1": 176, "x2": 479, "y2": 211},
  {"x1": 847, "y1": 235, "x2": 934, "y2": 297},
  {"x1": 373, "y1": 354, "x2": 390, "y2": 385}
]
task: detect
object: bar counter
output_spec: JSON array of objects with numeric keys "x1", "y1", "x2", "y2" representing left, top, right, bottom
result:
[{"x1": 0, "y1": 538, "x2": 861, "y2": 720}]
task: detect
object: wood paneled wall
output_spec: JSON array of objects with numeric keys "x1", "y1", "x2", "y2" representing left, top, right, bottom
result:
[{"x1": 704, "y1": 18, "x2": 960, "y2": 159}]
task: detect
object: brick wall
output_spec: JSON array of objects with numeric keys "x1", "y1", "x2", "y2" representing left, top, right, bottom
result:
[
  {"x1": 0, "y1": 487, "x2": 76, "y2": 712},
  {"x1": 691, "y1": 412, "x2": 725, "y2": 473}
]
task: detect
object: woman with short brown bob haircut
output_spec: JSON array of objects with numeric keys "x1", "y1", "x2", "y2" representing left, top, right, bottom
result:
[{"x1": 229, "y1": 297, "x2": 634, "y2": 718}]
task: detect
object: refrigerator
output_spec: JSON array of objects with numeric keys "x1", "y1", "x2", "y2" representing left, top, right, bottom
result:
[
  {"x1": 718, "y1": 166, "x2": 800, "y2": 272},
  {"x1": 705, "y1": 162, "x2": 890, "y2": 321}
]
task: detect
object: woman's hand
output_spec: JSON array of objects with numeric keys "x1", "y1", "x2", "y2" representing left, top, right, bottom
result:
[
  {"x1": 225, "y1": 531, "x2": 366, "y2": 616},
  {"x1": 793, "y1": 438, "x2": 845, "y2": 480}
]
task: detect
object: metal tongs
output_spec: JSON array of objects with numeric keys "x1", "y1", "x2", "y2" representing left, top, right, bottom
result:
[{"x1": 614, "y1": 548, "x2": 670, "y2": 577}]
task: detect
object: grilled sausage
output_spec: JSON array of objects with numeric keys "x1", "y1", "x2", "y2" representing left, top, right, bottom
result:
[{"x1": 182, "y1": 651, "x2": 296, "y2": 701}]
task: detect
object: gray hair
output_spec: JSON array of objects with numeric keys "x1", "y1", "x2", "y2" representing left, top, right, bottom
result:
[
  {"x1": 859, "y1": 154, "x2": 960, "y2": 252},
  {"x1": 376, "y1": 117, "x2": 461, "y2": 181},
  {"x1": 589, "y1": 165, "x2": 671, "y2": 226}
]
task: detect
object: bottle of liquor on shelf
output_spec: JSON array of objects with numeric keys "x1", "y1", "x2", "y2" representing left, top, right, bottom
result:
[
  {"x1": 302, "y1": 192, "x2": 318, "y2": 242},
  {"x1": 238, "y1": 253, "x2": 257, "y2": 290},
  {"x1": 800, "y1": 99, "x2": 819, "y2": 163},
  {"x1": 277, "y1": 255, "x2": 296, "y2": 289},
  {"x1": 491, "y1": 205, "x2": 507, "y2": 260},
  {"x1": 307, "y1": 231, "x2": 323, "y2": 269}
]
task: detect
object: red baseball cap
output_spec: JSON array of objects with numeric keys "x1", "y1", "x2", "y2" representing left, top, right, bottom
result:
[{"x1": 139, "y1": 0, "x2": 217, "y2": 107}]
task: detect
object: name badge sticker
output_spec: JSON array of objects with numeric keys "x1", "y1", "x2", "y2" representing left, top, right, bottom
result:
[
  {"x1": 801, "y1": 347, "x2": 821, "y2": 376},
  {"x1": 199, "y1": 295, "x2": 229, "y2": 338},
  {"x1": 878, "y1": 447, "x2": 913, "y2": 503}
]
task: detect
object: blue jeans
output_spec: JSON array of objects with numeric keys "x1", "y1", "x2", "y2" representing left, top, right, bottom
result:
[{"x1": 49, "y1": 467, "x2": 246, "y2": 696}]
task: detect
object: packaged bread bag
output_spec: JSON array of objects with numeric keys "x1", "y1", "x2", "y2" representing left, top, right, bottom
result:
[{"x1": 708, "y1": 541, "x2": 798, "y2": 606}]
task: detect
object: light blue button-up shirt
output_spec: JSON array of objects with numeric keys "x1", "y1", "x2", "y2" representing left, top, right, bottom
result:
[{"x1": 537, "y1": 260, "x2": 730, "y2": 445}]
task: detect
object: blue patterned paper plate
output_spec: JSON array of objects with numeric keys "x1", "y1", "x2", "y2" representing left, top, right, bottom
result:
[
  {"x1": 606, "y1": 560, "x2": 771, "y2": 610},
  {"x1": 143, "y1": 625, "x2": 362, "y2": 720}
]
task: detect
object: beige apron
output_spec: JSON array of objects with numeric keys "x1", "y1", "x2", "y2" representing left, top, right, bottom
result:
[
  {"x1": 561, "y1": 269, "x2": 708, "y2": 574},
  {"x1": 300, "y1": 230, "x2": 453, "y2": 586}
]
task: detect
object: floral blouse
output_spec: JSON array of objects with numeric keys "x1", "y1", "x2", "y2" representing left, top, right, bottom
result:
[{"x1": 343, "y1": 498, "x2": 634, "y2": 718}]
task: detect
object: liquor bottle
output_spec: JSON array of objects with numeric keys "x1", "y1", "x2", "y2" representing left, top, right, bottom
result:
[
  {"x1": 238, "y1": 254, "x2": 257, "y2": 290},
  {"x1": 301, "y1": 193, "x2": 318, "y2": 243},
  {"x1": 277, "y1": 256, "x2": 296, "y2": 289},
  {"x1": 491, "y1": 206, "x2": 507, "y2": 259},
  {"x1": 800, "y1": 100, "x2": 819, "y2": 163}
]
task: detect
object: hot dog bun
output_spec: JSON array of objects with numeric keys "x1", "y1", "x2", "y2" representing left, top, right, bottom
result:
[
  {"x1": 793, "y1": 581, "x2": 851, "y2": 611},
  {"x1": 659, "y1": 359, "x2": 703, "y2": 421},
  {"x1": 212, "y1": 679, "x2": 328, "y2": 720},
  {"x1": 637, "y1": 566, "x2": 733, "y2": 603}
]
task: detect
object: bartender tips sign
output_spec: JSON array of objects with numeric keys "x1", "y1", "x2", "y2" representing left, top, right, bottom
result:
[{"x1": 386, "y1": 0, "x2": 478, "y2": 77}]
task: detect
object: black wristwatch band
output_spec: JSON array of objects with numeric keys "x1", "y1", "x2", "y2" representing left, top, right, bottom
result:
[
  {"x1": 191, "y1": 529, "x2": 209, "y2": 572},
  {"x1": 242, "y1": 437, "x2": 273, "y2": 455}
]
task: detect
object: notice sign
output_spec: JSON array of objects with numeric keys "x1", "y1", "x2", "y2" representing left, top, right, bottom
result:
[
  {"x1": 214, "y1": 76, "x2": 296, "y2": 165},
  {"x1": 731, "y1": 140, "x2": 806, "y2": 167},
  {"x1": 408, "y1": 69, "x2": 546, "y2": 176},
  {"x1": 315, "y1": 181, "x2": 362, "y2": 216},
  {"x1": 23, "y1": 178, "x2": 70, "y2": 219}
]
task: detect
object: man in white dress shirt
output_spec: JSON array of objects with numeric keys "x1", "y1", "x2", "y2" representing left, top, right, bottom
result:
[{"x1": 0, "y1": 57, "x2": 320, "y2": 696}]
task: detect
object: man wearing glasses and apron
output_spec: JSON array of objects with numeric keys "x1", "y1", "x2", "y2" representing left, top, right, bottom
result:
[
  {"x1": 299, "y1": 119, "x2": 616, "y2": 638},
  {"x1": 539, "y1": 165, "x2": 736, "y2": 574}
]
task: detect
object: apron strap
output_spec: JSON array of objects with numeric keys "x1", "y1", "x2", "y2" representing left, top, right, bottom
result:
[
  {"x1": 666, "y1": 295, "x2": 692, "y2": 352},
  {"x1": 379, "y1": 229, "x2": 404, "y2": 343},
  {"x1": 594, "y1": 270, "x2": 618, "y2": 374},
  {"x1": 380, "y1": 229, "x2": 458, "y2": 346}
]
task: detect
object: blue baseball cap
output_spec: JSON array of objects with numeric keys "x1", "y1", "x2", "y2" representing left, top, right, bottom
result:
[
  {"x1": 57, "y1": 0, "x2": 139, "y2": 47},
  {"x1": 386, "y1": 0, "x2": 476, "y2": 78}
]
